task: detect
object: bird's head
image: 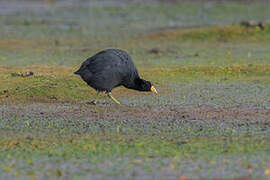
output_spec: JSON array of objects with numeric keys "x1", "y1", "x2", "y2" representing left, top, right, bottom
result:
[{"x1": 134, "y1": 78, "x2": 158, "y2": 94}]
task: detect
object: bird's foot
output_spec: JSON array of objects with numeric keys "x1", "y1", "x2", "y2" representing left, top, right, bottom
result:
[
  {"x1": 107, "y1": 92, "x2": 121, "y2": 105},
  {"x1": 86, "y1": 100, "x2": 97, "y2": 105}
]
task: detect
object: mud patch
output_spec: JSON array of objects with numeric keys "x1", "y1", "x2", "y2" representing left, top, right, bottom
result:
[{"x1": 1, "y1": 104, "x2": 269, "y2": 136}]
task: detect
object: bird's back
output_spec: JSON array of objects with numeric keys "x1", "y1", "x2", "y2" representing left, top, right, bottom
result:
[{"x1": 74, "y1": 49, "x2": 138, "y2": 91}]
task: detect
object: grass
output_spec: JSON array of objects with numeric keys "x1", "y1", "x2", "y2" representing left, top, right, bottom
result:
[
  {"x1": 1, "y1": 63, "x2": 270, "y2": 104},
  {"x1": 0, "y1": 130, "x2": 269, "y2": 179},
  {"x1": 1, "y1": 134, "x2": 269, "y2": 163},
  {"x1": 144, "y1": 25, "x2": 270, "y2": 42},
  {"x1": 1, "y1": 0, "x2": 270, "y2": 179}
]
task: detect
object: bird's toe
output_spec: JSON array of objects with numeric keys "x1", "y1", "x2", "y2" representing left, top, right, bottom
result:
[{"x1": 86, "y1": 100, "x2": 97, "y2": 105}]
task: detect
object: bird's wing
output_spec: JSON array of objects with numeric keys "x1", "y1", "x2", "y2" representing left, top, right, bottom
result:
[{"x1": 79, "y1": 49, "x2": 139, "y2": 84}]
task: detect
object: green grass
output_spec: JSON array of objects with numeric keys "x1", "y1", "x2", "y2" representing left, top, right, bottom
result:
[
  {"x1": 1, "y1": 64, "x2": 270, "y2": 103},
  {"x1": 0, "y1": 131, "x2": 269, "y2": 179},
  {"x1": 0, "y1": 1, "x2": 270, "y2": 67},
  {"x1": 1, "y1": 134, "x2": 269, "y2": 161}
]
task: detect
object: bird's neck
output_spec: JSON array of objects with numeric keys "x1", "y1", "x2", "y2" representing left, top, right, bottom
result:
[{"x1": 123, "y1": 77, "x2": 142, "y2": 91}]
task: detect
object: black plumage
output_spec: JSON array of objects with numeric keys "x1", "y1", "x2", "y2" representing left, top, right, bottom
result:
[{"x1": 74, "y1": 49, "x2": 157, "y2": 104}]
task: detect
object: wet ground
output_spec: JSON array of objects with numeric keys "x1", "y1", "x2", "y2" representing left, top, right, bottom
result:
[
  {"x1": 1, "y1": 101, "x2": 270, "y2": 136},
  {"x1": 1, "y1": 83, "x2": 270, "y2": 179}
]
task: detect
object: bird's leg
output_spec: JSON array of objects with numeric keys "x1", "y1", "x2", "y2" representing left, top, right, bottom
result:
[
  {"x1": 106, "y1": 92, "x2": 121, "y2": 105},
  {"x1": 93, "y1": 91, "x2": 100, "y2": 104}
]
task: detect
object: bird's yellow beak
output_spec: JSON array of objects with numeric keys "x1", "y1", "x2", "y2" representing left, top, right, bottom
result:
[{"x1": 151, "y1": 86, "x2": 158, "y2": 94}]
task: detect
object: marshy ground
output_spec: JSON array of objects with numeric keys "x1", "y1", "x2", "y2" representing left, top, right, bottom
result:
[{"x1": 0, "y1": 0, "x2": 270, "y2": 179}]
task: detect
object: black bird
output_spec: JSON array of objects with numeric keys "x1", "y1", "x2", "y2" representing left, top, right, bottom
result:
[{"x1": 74, "y1": 49, "x2": 158, "y2": 105}]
